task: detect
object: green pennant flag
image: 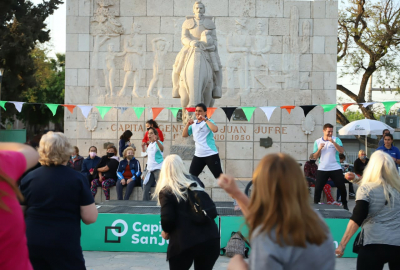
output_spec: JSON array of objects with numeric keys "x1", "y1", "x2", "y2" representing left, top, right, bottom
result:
[
  {"x1": 96, "y1": 106, "x2": 113, "y2": 119},
  {"x1": 133, "y1": 107, "x2": 145, "y2": 119},
  {"x1": 0, "y1": 101, "x2": 7, "y2": 111},
  {"x1": 45, "y1": 104, "x2": 59, "y2": 116},
  {"x1": 320, "y1": 104, "x2": 337, "y2": 112},
  {"x1": 382, "y1": 101, "x2": 397, "y2": 114},
  {"x1": 168, "y1": 107, "x2": 181, "y2": 118},
  {"x1": 241, "y1": 107, "x2": 256, "y2": 122}
]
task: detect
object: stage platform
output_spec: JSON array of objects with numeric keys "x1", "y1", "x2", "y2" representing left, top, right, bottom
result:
[{"x1": 96, "y1": 200, "x2": 352, "y2": 219}]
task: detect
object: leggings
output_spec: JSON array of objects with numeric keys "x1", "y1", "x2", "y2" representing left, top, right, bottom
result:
[
  {"x1": 314, "y1": 169, "x2": 348, "y2": 205},
  {"x1": 91, "y1": 178, "x2": 116, "y2": 200},
  {"x1": 357, "y1": 244, "x2": 400, "y2": 270},
  {"x1": 189, "y1": 154, "x2": 223, "y2": 178},
  {"x1": 143, "y1": 170, "x2": 160, "y2": 201},
  {"x1": 168, "y1": 238, "x2": 220, "y2": 270}
]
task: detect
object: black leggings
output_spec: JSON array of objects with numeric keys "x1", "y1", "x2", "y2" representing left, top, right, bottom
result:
[
  {"x1": 168, "y1": 238, "x2": 220, "y2": 270},
  {"x1": 357, "y1": 244, "x2": 400, "y2": 270},
  {"x1": 189, "y1": 154, "x2": 223, "y2": 178},
  {"x1": 314, "y1": 169, "x2": 348, "y2": 205}
]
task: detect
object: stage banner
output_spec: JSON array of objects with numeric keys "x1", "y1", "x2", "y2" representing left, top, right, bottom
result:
[{"x1": 81, "y1": 214, "x2": 219, "y2": 253}]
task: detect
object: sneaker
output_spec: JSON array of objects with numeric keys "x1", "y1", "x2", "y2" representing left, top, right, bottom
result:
[
  {"x1": 331, "y1": 201, "x2": 342, "y2": 206},
  {"x1": 349, "y1": 192, "x2": 356, "y2": 199},
  {"x1": 343, "y1": 204, "x2": 349, "y2": 211},
  {"x1": 318, "y1": 202, "x2": 325, "y2": 205},
  {"x1": 141, "y1": 152, "x2": 147, "y2": 157}
]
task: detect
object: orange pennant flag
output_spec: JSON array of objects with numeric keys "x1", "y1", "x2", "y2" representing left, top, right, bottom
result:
[
  {"x1": 207, "y1": 107, "x2": 217, "y2": 118},
  {"x1": 342, "y1": 103, "x2": 355, "y2": 112},
  {"x1": 61, "y1": 104, "x2": 76, "y2": 114},
  {"x1": 152, "y1": 107, "x2": 164, "y2": 120},
  {"x1": 280, "y1": 106, "x2": 296, "y2": 114}
]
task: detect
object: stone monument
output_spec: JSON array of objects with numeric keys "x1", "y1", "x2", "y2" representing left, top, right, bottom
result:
[{"x1": 65, "y1": 0, "x2": 339, "y2": 197}]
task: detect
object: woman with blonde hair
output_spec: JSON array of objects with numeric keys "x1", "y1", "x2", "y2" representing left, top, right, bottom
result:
[
  {"x1": 0, "y1": 142, "x2": 39, "y2": 270},
  {"x1": 116, "y1": 146, "x2": 141, "y2": 200},
  {"x1": 336, "y1": 151, "x2": 400, "y2": 269},
  {"x1": 20, "y1": 132, "x2": 98, "y2": 270},
  {"x1": 154, "y1": 154, "x2": 219, "y2": 270},
  {"x1": 218, "y1": 153, "x2": 335, "y2": 270}
]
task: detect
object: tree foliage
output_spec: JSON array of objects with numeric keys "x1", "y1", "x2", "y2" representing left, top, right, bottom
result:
[
  {"x1": 337, "y1": 0, "x2": 400, "y2": 146},
  {"x1": 18, "y1": 47, "x2": 65, "y2": 134},
  {"x1": 0, "y1": 0, "x2": 63, "y2": 121}
]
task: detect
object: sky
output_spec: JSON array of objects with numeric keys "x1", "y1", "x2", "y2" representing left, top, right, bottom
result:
[{"x1": 32, "y1": 0, "x2": 399, "y2": 111}]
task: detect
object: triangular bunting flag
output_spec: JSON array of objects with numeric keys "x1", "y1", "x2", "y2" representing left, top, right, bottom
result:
[
  {"x1": 45, "y1": 104, "x2": 59, "y2": 116},
  {"x1": 77, "y1": 105, "x2": 93, "y2": 119},
  {"x1": 382, "y1": 101, "x2": 397, "y2": 114},
  {"x1": 280, "y1": 106, "x2": 296, "y2": 114},
  {"x1": 167, "y1": 107, "x2": 181, "y2": 118},
  {"x1": 133, "y1": 107, "x2": 145, "y2": 119},
  {"x1": 152, "y1": 107, "x2": 164, "y2": 120},
  {"x1": 115, "y1": 107, "x2": 129, "y2": 114},
  {"x1": 221, "y1": 107, "x2": 237, "y2": 121},
  {"x1": 361, "y1": 102, "x2": 376, "y2": 108},
  {"x1": 207, "y1": 107, "x2": 217, "y2": 119},
  {"x1": 185, "y1": 107, "x2": 196, "y2": 112},
  {"x1": 241, "y1": 107, "x2": 256, "y2": 122},
  {"x1": 300, "y1": 105, "x2": 317, "y2": 117},
  {"x1": 0, "y1": 101, "x2": 7, "y2": 111},
  {"x1": 96, "y1": 106, "x2": 112, "y2": 119},
  {"x1": 342, "y1": 103, "x2": 355, "y2": 112},
  {"x1": 61, "y1": 104, "x2": 76, "y2": 114},
  {"x1": 260, "y1": 106, "x2": 277, "y2": 121},
  {"x1": 9, "y1": 101, "x2": 25, "y2": 113},
  {"x1": 321, "y1": 104, "x2": 336, "y2": 112}
]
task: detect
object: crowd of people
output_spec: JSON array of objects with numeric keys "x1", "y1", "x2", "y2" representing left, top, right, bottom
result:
[{"x1": 1, "y1": 102, "x2": 400, "y2": 270}]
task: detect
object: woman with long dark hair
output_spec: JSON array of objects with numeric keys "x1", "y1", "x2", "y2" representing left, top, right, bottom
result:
[
  {"x1": 119, "y1": 130, "x2": 134, "y2": 157},
  {"x1": 218, "y1": 153, "x2": 335, "y2": 270}
]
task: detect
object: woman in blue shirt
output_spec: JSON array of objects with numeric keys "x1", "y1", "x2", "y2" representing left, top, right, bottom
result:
[{"x1": 81, "y1": 146, "x2": 101, "y2": 186}]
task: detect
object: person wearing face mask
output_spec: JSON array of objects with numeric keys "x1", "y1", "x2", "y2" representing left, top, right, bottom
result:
[
  {"x1": 143, "y1": 127, "x2": 164, "y2": 201},
  {"x1": 116, "y1": 147, "x2": 142, "y2": 200},
  {"x1": 141, "y1": 119, "x2": 164, "y2": 157},
  {"x1": 81, "y1": 146, "x2": 102, "y2": 187},
  {"x1": 354, "y1": 150, "x2": 369, "y2": 177},
  {"x1": 91, "y1": 145, "x2": 119, "y2": 200},
  {"x1": 67, "y1": 146, "x2": 84, "y2": 172}
]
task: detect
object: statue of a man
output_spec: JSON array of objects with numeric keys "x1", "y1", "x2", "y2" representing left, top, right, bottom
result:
[{"x1": 172, "y1": 1, "x2": 222, "y2": 100}]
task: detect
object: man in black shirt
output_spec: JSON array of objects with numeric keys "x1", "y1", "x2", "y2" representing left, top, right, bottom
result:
[
  {"x1": 90, "y1": 145, "x2": 119, "y2": 200},
  {"x1": 354, "y1": 150, "x2": 369, "y2": 176}
]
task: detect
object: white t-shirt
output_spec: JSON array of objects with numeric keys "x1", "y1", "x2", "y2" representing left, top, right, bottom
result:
[
  {"x1": 313, "y1": 136, "x2": 343, "y2": 171},
  {"x1": 188, "y1": 119, "x2": 218, "y2": 157},
  {"x1": 146, "y1": 141, "x2": 163, "y2": 171}
]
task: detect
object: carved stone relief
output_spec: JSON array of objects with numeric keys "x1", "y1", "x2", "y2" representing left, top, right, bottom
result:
[
  {"x1": 85, "y1": 112, "x2": 99, "y2": 132},
  {"x1": 301, "y1": 115, "x2": 315, "y2": 135},
  {"x1": 147, "y1": 38, "x2": 170, "y2": 98}
]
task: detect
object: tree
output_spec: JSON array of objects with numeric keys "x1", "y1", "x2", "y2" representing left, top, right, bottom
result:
[
  {"x1": 19, "y1": 47, "x2": 65, "y2": 136},
  {"x1": 0, "y1": 0, "x2": 63, "y2": 122},
  {"x1": 337, "y1": 0, "x2": 400, "y2": 147}
]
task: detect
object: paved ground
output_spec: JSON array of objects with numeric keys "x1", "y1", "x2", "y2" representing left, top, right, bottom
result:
[{"x1": 83, "y1": 251, "x2": 388, "y2": 270}]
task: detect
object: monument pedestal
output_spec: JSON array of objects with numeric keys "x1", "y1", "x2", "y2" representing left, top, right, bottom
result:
[{"x1": 170, "y1": 136, "x2": 218, "y2": 188}]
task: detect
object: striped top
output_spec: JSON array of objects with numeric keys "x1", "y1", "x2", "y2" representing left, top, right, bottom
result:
[{"x1": 357, "y1": 183, "x2": 400, "y2": 246}]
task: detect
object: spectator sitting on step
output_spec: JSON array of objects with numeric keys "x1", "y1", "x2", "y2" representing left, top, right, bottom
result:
[
  {"x1": 354, "y1": 150, "x2": 369, "y2": 176},
  {"x1": 338, "y1": 153, "x2": 356, "y2": 199},
  {"x1": 304, "y1": 154, "x2": 341, "y2": 206},
  {"x1": 19, "y1": 132, "x2": 97, "y2": 269},
  {"x1": 91, "y1": 145, "x2": 119, "y2": 201},
  {"x1": 67, "y1": 146, "x2": 84, "y2": 171},
  {"x1": 119, "y1": 130, "x2": 134, "y2": 158},
  {"x1": 116, "y1": 147, "x2": 142, "y2": 200},
  {"x1": 81, "y1": 146, "x2": 101, "y2": 187},
  {"x1": 218, "y1": 153, "x2": 335, "y2": 270}
]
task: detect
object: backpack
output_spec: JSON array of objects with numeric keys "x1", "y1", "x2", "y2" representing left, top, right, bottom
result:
[
  {"x1": 221, "y1": 232, "x2": 251, "y2": 258},
  {"x1": 186, "y1": 183, "x2": 218, "y2": 224}
]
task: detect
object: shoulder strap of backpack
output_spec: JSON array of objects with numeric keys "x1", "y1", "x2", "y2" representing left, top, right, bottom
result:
[{"x1": 236, "y1": 231, "x2": 251, "y2": 247}]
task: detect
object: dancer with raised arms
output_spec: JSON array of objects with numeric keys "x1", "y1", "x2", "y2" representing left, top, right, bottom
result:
[{"x1": 182, "y1": 103, "x2": 223, "y2": 180}]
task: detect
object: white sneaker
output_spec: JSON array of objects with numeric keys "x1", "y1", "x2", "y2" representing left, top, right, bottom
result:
[{"x1": 141, "y1": 152, "x2": 147, "y2": 157}]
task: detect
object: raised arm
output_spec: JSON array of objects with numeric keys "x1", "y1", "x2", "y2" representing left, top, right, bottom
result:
[
  {"x1": 182, "y1": 119, "x2": 194, "y2": 137},
  {"x1": 0, "y1": 142, "x2": 39, "y2": 171}
]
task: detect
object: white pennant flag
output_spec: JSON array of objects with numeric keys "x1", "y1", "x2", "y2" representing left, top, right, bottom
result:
[
  {"x1": 9, "y1": 101, "x2": 25, "y2": 112},
  {"x1": 78, "y1": 105, "x2": 93, "y2": 119},
  {"x1": 260, "y1": 106, "x2": 277, "y2": 121},
  {"x1": 361, "y1": 102, "x2": 376, "y2": 108},
  {"x1": 115, "y1": 106, "x2": 129, "y2": 114}
]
